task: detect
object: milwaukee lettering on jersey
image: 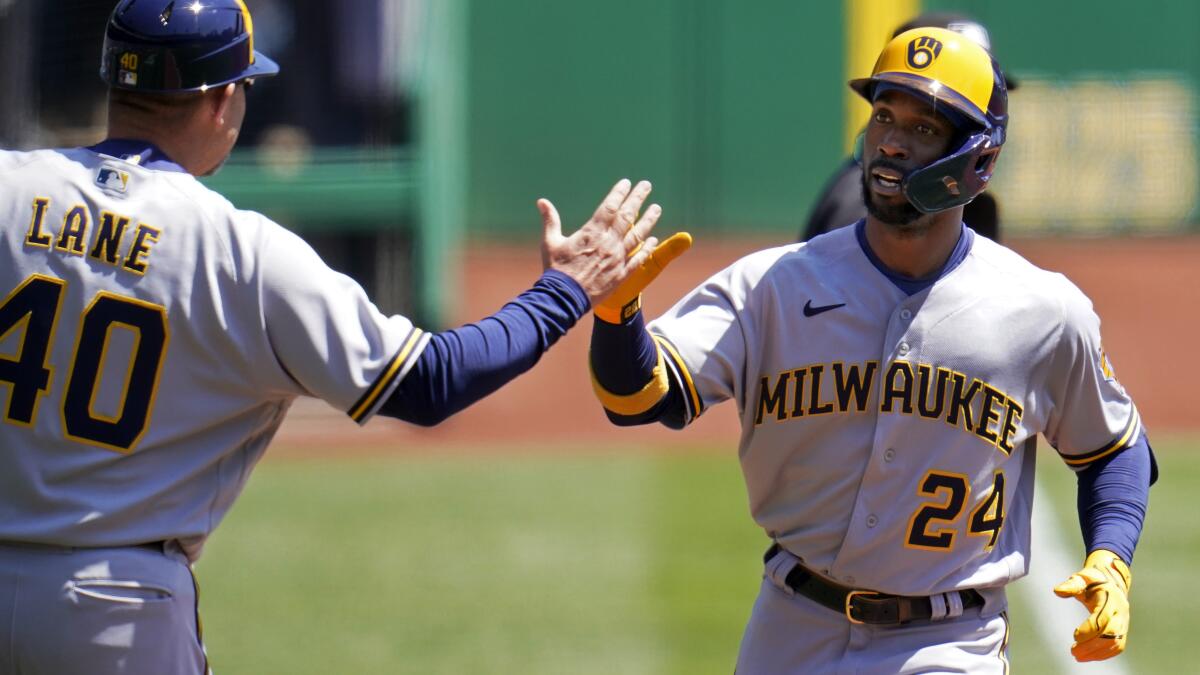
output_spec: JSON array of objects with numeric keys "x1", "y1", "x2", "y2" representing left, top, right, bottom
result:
[{"x1": 754, "y1": 360, "x2": 1023, "y2": 455}]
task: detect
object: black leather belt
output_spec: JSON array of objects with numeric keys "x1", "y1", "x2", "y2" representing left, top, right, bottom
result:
[{"x1": 764, "y1": 544, "x2": 984, "y2": 625}]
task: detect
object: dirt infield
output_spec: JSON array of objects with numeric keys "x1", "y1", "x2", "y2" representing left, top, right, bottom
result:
[{"x1": 273, "y1": 234, "x2": 1199, "y2": 454}]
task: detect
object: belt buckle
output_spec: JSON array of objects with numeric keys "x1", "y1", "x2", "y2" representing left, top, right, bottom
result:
[{"x1": 845, "y1": 590, "x2": 874, "y2": 625}]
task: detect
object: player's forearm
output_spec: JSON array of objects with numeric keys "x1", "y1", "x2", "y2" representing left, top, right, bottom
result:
[
  {"x1": 1076, "y1": 431, "x2": 1155, "y2": 564},
  {"x1": 379, "y1": 270, "x2": 589, "y2": 426},
  {"x1": 589, "y1": 312, "x2": 688, "y2": 428}
]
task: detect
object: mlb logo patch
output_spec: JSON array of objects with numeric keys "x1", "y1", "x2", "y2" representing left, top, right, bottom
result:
[
  {"x1": 97, "y1": 166, "x2": 131, "y2": 194},
  {"x1": 119, "y1": 70, "x2": 138, "y2": 86}
]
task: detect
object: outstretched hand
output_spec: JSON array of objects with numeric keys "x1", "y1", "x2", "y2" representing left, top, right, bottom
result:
[
  {"x1": 539, "y1": 179, "x2": 663, "y2": 307},
  {"x1": 1053, "y1": 549, "x2": 1132, "y2": 662},
  {"x1": 593, "y1": 231, "x2": 692, "y2": 324}
]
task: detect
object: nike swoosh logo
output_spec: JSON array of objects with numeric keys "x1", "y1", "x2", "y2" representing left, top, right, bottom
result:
[{"x1": 803, "y1": 300, "x2": 846, "y2": 317}]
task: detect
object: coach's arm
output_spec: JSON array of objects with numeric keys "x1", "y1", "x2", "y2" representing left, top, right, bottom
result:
[{"x1": 377, "y1": 180, "x2": 665, "y2": 426}]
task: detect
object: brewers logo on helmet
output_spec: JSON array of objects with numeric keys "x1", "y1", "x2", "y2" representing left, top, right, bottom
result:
[
  {"x1": 100, "y1": 0, "x2": 280, "y2": 92},
  {"x1": 850, "y1": 27, "x2": 1009, "y2": 213},
  {"x1": 906, "y1": 36, "x2": 943, "y2": 70}
]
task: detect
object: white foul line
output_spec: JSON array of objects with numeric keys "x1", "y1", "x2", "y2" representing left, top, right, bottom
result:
[{"x1": 1021, "y1": 476, "x2": 1130, "y2": 675}]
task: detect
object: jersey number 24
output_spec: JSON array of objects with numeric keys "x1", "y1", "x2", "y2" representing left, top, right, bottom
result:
[{"x1": 905, "y1": 470, "x2": 1006, "y2": 551}]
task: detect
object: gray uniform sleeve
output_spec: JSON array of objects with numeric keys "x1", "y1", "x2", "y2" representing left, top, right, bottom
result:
[
  {"x1": 1043, "y1": 278, "x2": 1141, "y2": 468},
  {"x1": 252, "y1": 216, "x2": 427, "y2": 423},
  {"x1": 648, "y1": 258, "x2": 761, "y2": 421}
]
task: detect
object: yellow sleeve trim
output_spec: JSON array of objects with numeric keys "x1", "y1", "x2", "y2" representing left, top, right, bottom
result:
[
  {"x1": 590, "y1": 342, "x2": 669, "y2": 416},
  {"x1": 349, "y1": 328, "x2": 425, "y2": 422},
  {"x1": 652, "y1": 334, "x2": 701, "y2": 417},
  {"x1": 1061, "y1": 409, "x2": 1141, "y2": 466}
]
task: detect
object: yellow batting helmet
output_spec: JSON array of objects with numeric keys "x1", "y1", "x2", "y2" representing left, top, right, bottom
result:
[{"x1": 850, "y1": 27, "x2": 1009, "y2": 213}]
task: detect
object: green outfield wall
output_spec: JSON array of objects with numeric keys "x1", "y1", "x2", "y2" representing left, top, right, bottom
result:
[
  {"x1": 926, "y1": 0, "x2": 1200, "y2": 233},
  {"x1": 461, "y1": 0, "x2": 1199, "y2": 237},
  {"x1": 201, "y1": 0, "x2": 1200, "y2": 325},
  {"x1": 463, "y1": 0, "x2": 844, "y2": 239}
]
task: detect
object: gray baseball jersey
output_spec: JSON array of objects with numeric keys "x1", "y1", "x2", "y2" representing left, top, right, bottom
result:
[
  {"x1": 0, "y1": 147, "x2": 428, "y2": 561},
  {"x1": 649, "y1": 224, "x2": 1139, "y2": 597}
]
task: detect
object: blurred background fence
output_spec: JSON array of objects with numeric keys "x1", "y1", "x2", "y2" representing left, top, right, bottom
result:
[
  {"x1": 3, "y1": 0, "x2": 1198, "y2": 326},
  {"x1": 6, "y1": 6, "x2": 1196, "y2": 671}
]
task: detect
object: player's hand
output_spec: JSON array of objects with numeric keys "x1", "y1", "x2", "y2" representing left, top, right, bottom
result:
[
  {"x1": 593, "y1": 231, "x2": 693, "y2": 324},
  {"x1": 539, "y1": 179, "x2": 663, "y2": 306},
  {"x1": 1053, "y1": 549, "x2": 1132, "y2": 662}
]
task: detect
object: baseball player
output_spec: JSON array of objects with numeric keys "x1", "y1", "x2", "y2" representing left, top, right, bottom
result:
[
  {"x1": 0, "y1": 1, "x2": 669, "y2": 673},
  {"x1": 801, "y1": 12, "x2": 1010, "y2": 244},
  {"x1": 590, "y1": 27, "x2": 1156, "y2": 673}
]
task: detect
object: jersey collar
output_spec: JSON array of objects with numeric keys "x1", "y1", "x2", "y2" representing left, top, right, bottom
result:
[
  {"x1": 855, "y1": 219, "x2": 975, "y2": 296},
  {"x1": 88, "y1": 139, "x2": 188, "y2": 174}
]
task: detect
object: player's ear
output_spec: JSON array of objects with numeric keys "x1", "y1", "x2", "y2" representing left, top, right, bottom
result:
[{"x1": 211, "y1": 83, "x2": 238, "y2": 126}]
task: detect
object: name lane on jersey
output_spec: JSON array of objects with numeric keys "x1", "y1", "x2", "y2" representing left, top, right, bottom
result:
[
  {"x1": 24, "y1": 196, "x2": 161, "y2": 275},
  {"x1": 754, "y1": 360, "x2": 1023, "y2": 455}
]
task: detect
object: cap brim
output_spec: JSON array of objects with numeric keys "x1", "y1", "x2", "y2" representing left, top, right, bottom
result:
[
  {"x1": 848, "y1": 72, "x2": 988, "y2": 127},
  {"x1": 243, "y1": 51, "x2": 280, "y2": 79},
  {"x1": 849, "y1": 77, "x2": 872, "y2": 100}
]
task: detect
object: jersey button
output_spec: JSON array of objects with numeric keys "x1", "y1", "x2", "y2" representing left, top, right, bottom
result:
[
  {"x1": 898, "y1": 341, "x2": 911, "y2": 355},
  {"x1": 900, "y1": 309, "x2": 912, "y2": 320},
  {"x1": 866, "y1": 514, "x2": 878, "y2": 528},
  {"x1": 884, "y1": 449, "x2": 896, "y2": 462}
]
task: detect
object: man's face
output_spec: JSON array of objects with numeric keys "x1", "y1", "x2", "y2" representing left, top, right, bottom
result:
[{"x1": 860, "y1": 87, "x2": 958, "y2": 226}]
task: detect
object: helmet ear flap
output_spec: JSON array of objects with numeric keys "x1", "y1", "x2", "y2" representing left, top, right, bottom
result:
[
  {"x1": 975, "y1": 145, "x2": 1001, "y2": 177},
  {"x1": 901, "y1": 132, "x2": 998, "y2": 213}
]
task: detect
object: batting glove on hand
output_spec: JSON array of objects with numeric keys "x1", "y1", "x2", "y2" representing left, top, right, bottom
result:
[
  {"x1": 1053, "y1": 549, "x2": 1132, "y2": 662},
  {"x1": 594, "y1": 232, "x2": 692, "y2": 324}
]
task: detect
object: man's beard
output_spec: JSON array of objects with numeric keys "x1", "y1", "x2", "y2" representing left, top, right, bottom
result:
[{"x1": 861, "y1": 161, "x2": 926, "y2": 230}]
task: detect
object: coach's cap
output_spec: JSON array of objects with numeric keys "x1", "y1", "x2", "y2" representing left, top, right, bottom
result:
[{"x1": 101, "y1": 0, "x2": 279, "y2": 93}]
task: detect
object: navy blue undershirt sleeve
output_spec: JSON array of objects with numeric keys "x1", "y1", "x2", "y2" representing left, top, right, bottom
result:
[
  {"x1": 590, "y1": 312, "x2": 689, "y2": 428},
  {"x1": 379, "y1": 269, "x2": 589, "y2": 426},
  {"x1": 591, "y1": 312, "x2": 658, "y2": 393},
  {"x1": 1076, "y1": 431, "x2": 1156, "y2": 564}
]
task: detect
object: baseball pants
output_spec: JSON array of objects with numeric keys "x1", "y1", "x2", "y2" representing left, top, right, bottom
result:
[
  {"x1": 736, "y1": 574, "x2": 1010, "y2": 674},
  {"x1": 0, "y1": 541, "x2": 207, "y2": 675}
]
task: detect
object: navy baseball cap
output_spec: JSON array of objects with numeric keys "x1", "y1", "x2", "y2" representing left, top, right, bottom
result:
[{"x1": 101, "y1": 0, "x2": 280, "y2": 92}]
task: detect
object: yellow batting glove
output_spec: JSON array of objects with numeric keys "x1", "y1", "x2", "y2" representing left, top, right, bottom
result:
[
  {"x1": 1053, "y1": 549, "x2": 1132, "y2": 662},
  {"x1": 594, "y1": 232, "x2": 693, "y2": 324}
]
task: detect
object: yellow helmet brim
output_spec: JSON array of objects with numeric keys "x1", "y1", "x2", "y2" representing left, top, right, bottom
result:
[{"x1": 849, "y1": 72, "x2": 987, "y2": 128}]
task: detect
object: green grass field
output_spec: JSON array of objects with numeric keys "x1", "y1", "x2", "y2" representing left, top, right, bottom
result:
[{"x1": 195, "y1": 437, "x2": 1198, "y2": 674}]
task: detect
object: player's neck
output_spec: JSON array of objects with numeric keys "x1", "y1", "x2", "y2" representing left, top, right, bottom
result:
[
  {"x1": 106, "y1": 111, "x2": 215, "y2": 176},
  {"x1": 104, "y1": 128, "x2": 195, "y2": 174},
  {"x1": 863, "y1": 209, "x2": 965, "y2": 280}
]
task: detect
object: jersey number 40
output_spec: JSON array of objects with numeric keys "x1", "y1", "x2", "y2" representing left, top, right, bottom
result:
[{"x1": 0, "y1": 274, "x2": 167, "y2": 452}]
